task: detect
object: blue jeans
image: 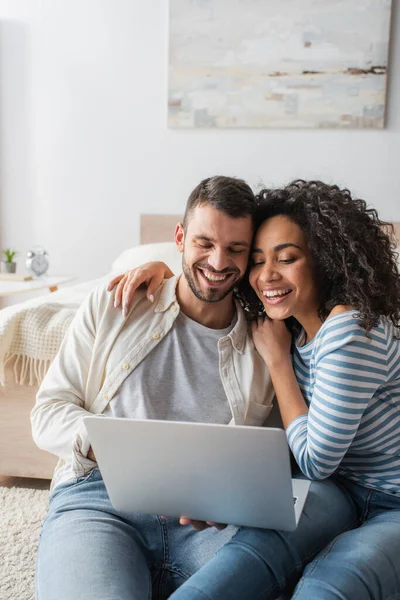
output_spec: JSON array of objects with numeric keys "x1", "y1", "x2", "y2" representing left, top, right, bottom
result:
[
  {"x1": 292, "y1": 477, "x2": 400, "y2": 600},
  {"x1": 171, "y1": 476, "x2": 400, "y2": 600},
  {"x1": 36, "y1": 469, "x2": 357, "y2": 600},
  {"x1": 36, "y1": 468, "x2": 236, "y2": 600}
]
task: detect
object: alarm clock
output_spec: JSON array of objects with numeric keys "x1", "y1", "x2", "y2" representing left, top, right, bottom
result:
[{"x1": 26, "y1": 248, "x2": 49, "y2": 277}]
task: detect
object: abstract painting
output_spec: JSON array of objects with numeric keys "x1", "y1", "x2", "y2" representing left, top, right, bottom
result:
[{"x1": 168, "y1": 0, "x2": 392, "y2": 128}]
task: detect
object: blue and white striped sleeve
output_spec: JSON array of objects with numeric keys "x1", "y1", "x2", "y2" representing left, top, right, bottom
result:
[{"x1": 286, "y1": 316, "x2": 388, "y2": 480}]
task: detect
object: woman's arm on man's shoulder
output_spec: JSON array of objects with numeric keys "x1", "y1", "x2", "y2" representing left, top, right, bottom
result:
[{"x1": 108, "y1": 261, "x2": 174, "y2": 316}]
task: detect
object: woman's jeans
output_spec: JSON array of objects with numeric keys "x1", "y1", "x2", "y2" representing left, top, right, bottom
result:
[
  {"x1": 36, "y1": 468, "x2": 358, "y2": 600},
  {"x1": 171, "y1": 476, "x2": 400, "y2": 600}
]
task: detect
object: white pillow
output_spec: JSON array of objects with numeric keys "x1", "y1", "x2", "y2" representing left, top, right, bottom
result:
[{"x1": 111, "y1": 242, "x2": 183, "y2": 275}]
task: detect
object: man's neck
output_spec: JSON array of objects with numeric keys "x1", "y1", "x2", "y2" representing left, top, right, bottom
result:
[{"x1": 176, "y1": 277, "x2": 236, "y2": 330}]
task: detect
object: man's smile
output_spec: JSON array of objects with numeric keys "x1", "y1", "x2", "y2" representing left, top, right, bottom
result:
[{"x1": 197, "y1": 266, "x2": 236, "y2": 288}]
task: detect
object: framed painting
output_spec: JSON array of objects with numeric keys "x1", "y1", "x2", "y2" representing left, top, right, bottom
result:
[{"x1": 168, "y1": 0, "x2": 392, "y2": 128}]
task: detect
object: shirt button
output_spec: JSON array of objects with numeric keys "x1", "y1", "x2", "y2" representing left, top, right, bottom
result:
[
  {"x1": 103, "y1": 394, "x2": 109, "y2": 401},
  {"x1": 122, "y1": 363, "x2": 130, "y2": 370},
  {"x1": 171, "y1": 305, "x2": 178, "y2": 313},
  {"x1": 152, "y1": 332, "x2": 160, "y2": 340}
]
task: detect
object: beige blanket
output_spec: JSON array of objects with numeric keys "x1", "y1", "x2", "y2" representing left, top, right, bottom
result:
[{"x1": 0, "y1": 276, "x2": 110, "y2": 386}]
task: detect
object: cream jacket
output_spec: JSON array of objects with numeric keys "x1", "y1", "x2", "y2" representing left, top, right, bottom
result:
[{"x1": 31, "y1": 277, "x2": 275, "y2": 481}]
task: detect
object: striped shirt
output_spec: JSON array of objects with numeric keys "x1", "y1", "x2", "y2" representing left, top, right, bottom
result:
[{"x1": 287, "y1": 311, "x2": 400, "y2": 495}]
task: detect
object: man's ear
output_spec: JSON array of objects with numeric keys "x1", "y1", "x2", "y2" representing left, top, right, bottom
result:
[{"x1": 175, "y1": 223, "x2": 184, "y2": 253}]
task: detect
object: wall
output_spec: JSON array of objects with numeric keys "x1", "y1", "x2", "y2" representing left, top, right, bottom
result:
[{"x1": 0, "y1": 0, "x2": 399, "y2": 282}]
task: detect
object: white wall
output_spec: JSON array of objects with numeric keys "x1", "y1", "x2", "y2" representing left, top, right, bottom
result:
[{"x1": 0, "y1": 0, "x2": 399, "y2": 282}]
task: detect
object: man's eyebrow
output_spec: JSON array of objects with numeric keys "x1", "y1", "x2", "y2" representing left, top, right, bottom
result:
[
  {"x1": 251, "y1": 243, "x2": 302, "y2": 253},
  {"x1": 194, "y1": 235, "x2": 250, "y2": 247}
]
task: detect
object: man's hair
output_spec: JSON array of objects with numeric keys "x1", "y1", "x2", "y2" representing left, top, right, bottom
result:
[{"x1": 182, "y1": 176, "x2": 256, "y2": 228}]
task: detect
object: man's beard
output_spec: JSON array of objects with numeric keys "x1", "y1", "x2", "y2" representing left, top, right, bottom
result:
[{"x1": 182, "y1": 256, "x2": 241, "y2": 303}]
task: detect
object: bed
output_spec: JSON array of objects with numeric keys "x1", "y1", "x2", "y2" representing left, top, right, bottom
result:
[
  {"x1": 0, "y1": 216, "x2": 182, "y2": 478},
  {"x1": 0, "y1": 217, "x2": 399, "y2": 479}
]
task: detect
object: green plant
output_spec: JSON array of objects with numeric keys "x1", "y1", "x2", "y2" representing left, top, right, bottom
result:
[{"x1": 2, "y1": 248, "x2": 18, "y2": 263}]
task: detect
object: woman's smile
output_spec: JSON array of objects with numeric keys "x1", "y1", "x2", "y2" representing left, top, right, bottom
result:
[{"x1": 249, "y1": 215, "x2": 319, "y2": 325}]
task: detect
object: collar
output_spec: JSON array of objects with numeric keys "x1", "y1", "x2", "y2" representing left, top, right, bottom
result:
[
  {"x1": 155, "y1": 276, "x2": 247, "y2": 354},
  {"x1": 227, "y1": 300, "x2": 248, "y2": 354},
  {"x1": 154, "y1": 276, "x2": 180, "y2": 313}
]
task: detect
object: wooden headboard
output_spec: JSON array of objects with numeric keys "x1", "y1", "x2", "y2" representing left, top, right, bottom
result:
[
  {"x1": 140, "y1": 214, "x2": 400, "y2": 245},
  {"x1": 140, "y1": 215, "x2": 182, "y2": 244}
]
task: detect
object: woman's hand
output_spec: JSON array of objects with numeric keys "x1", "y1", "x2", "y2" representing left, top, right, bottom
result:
[
  {"x1": 108, "y1": 261, "x2": 174, "y2": 316},
  {"x1": 251, "y1": 317, "x2": 292, "y2": 367}
]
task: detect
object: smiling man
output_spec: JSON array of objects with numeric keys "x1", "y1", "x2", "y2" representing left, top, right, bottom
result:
[
  {"x1": 31, "y1": 175, "x2": 275, "y2": 600},
  {"x1": 176, "y1": 194, "x2": 252, "y2": 328},
  {"x1": 179, "y1": 207, "x2": 249, "y2": 304}
]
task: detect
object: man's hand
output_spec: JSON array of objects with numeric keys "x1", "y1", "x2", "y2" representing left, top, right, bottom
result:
[
  {"x1": 179, "y1": 517, "x2": 227, "y2": 531},
  {"x1": 87, "y1": 446, "x2": 96, "y2": 462}
]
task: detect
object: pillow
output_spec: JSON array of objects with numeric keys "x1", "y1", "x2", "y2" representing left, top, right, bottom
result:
[{"x1": 111, "y1": 242, "x2": 183, "y2": 276}]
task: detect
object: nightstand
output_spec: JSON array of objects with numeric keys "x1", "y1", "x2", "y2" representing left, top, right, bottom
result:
[{"x1": 0, "y1": 275, "x2": 77, "y2": 298}]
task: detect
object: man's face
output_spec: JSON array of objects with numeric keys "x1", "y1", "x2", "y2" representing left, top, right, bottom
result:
[{"x1": 175, "y1": 204, "x2": 253, "y2": 303}]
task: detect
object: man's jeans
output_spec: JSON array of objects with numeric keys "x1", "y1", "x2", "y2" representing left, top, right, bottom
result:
[
  {"x1": 37, "y1": 468, "x2": 356, "y2": 600},
  {"x1": 171, "y1": 476, "x2": 400, "y2": 600},
  {"x1": 36, "y1": 469, "x2": 236, "y2": 600}
]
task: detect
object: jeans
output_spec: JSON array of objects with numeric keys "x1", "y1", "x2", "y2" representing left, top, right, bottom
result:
[
  {"x1": 36, "y1": 466, "x2": 243, "y2": 600},
  {"x1": 171, "y1": 476, "x2": 400, "y2": 600},
  {"x1": 35, "y1": 468, "x2": 237, "y2": 600},
  {"x1": 36, "y1": 468, "x2": 358, "y2": 600},
  {"x1": 292, "y1": 476, "x2": 400, "y2": 600}
]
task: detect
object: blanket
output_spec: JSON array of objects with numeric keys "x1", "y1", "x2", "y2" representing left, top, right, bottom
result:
[{"x1": 0, "y1": 276, "x2": 110, "y2": 386}]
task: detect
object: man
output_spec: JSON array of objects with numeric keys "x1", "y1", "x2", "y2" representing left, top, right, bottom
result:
[{"x1": 32, "y1": 176, "x2": 353, "y2": 600}]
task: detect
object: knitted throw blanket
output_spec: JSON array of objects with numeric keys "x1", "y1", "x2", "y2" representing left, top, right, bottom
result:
[
  {"x1": 0, "y1": 276, "x2": 111, "y2": 387},
  {"x1": 0, "y1": 302, "x2": 78, "y2": 386}
]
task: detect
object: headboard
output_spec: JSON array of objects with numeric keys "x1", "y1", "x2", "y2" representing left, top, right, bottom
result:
[
  {"x1": 140, "y1": 214, "x2": 400, "y2": 245},
  {"x1": 140, "y1": 215, "x2": 182, "y2": 244}
]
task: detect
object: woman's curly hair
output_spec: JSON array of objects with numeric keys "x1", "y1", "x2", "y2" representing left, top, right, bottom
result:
[{"x1": 236, "y1": 179, "x2": 400, "y2": 331}]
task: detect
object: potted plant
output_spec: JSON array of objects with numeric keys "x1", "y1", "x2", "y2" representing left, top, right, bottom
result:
[{"x1": 1, "y1": 248, "x2": 18, "y2": 273}]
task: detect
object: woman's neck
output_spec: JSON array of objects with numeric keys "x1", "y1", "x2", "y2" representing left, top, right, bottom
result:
[
  {"x1": 297, "y1": 305, "x2": 355, "y2": 344},
  {"x1": 295, "y1": 311, "x2": 323, "y2": 345}
]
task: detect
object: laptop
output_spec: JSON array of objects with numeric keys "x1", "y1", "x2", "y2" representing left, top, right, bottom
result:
[{"x1": 84, "y1": 417, "x2": 310, "y2": 531}]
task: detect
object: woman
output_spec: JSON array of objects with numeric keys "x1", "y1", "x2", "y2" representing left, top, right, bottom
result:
[{"x1": 109, "y1": 180, "x2": 400, "y2": 599}]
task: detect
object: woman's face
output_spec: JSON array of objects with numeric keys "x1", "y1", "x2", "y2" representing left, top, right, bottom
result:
[{"x1": 249, "y1": 215, "x2": 319, "y2": 321}]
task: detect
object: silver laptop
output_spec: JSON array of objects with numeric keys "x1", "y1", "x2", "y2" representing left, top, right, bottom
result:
[{"x1": 84, "y1": 417, "x2": 310, "y2": 531}]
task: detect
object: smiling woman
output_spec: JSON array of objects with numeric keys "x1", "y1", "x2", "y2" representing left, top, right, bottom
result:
[
  {"x1": 208, "y1": 179, "x2": 400, "y2": 600},
  {"x1": 112, "y1": 181, "x2": 400, "y2": 600},
  {"x1": 241, "y1": 180, "x2": 400, "y2": 332},
  {"x1": 249, "y1": 216, "x2": 319, "y2": 334}
]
